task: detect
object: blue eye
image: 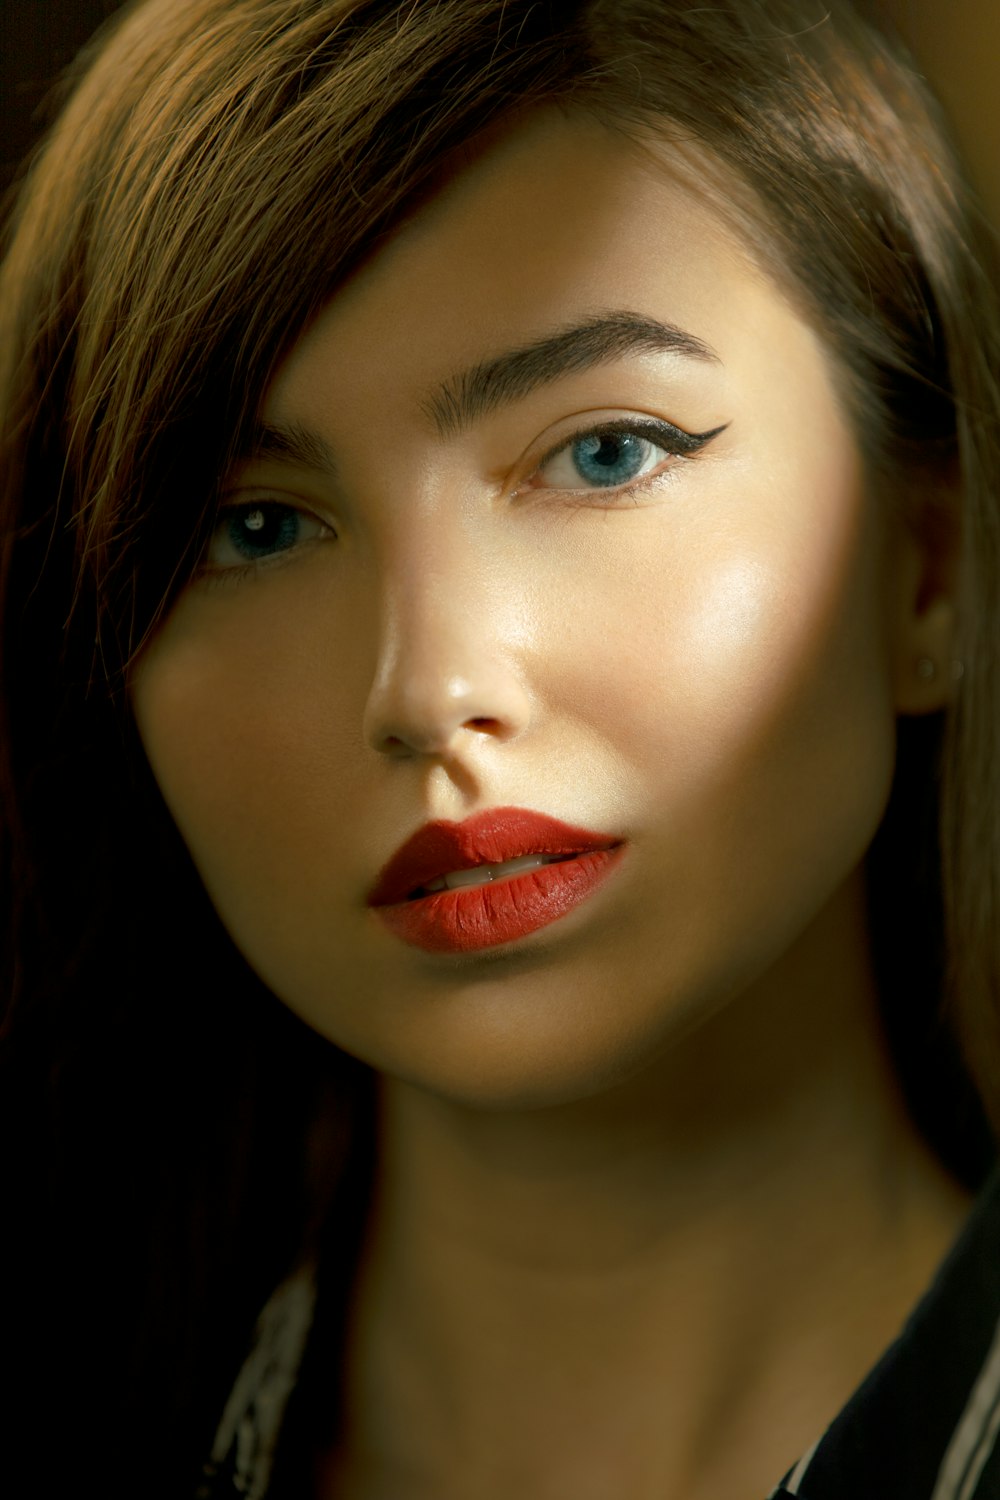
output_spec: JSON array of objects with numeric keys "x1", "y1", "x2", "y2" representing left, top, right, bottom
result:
[
  {"x1": 207, "y1": 501, "x2": 327, "y2": 568},
  {"x1": 530, "y1": 418, "x2": 724, "y2": 494},
  {"x1": 569, "y1": 431, "x2": 657, "y2": 486}
]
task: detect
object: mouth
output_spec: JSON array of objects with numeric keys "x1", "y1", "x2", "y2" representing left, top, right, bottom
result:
[
  {"x1": 367, "y1": 816, "x2": 620, "y2": 954},
  {"x1": 367, "y1": 807, "x2": 623, "y2": 909}
]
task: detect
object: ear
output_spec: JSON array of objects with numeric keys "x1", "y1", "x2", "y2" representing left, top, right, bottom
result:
[{"x1": 887, "y1": 483, "x2": 960, "y2": 716}]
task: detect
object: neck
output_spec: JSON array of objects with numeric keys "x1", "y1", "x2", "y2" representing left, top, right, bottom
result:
[{"x1": 329, "y1": 877, "x2": 972, "y2": 1500}]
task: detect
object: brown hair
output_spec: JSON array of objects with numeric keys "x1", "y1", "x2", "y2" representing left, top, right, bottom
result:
[{"x1": 2, "y1": 0, "x2": 998, "y2": 1489}]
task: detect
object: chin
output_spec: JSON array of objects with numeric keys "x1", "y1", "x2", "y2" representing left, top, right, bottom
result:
[{"x1": 288, "y1": 982, "x2": 688, "y2": 1116}]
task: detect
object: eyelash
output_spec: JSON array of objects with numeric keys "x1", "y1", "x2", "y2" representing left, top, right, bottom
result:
[{"x1": 200, "y1": 415, "x2": 725, "y2": 585}]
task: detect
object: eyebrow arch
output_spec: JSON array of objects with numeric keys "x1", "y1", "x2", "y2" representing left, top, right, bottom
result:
[
  {"x1": 233, "y1": 418, "x2": 339, "y2": 479},
  {"x1": 425, "y1": 310, "x2": 720, "y2": 438}
]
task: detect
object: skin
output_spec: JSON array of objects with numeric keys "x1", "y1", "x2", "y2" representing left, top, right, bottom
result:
[{"x1": 131, "y1": 112, "x2": 970, "y2": 1499}]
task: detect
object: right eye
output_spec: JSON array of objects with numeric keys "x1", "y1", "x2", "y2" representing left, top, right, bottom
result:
[{"x1": 206, "y1": 501, "x2": 331, "y2": 569}]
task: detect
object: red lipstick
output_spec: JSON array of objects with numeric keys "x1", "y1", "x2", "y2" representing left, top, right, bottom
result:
[{"x1": 368, "y1": 807, "x2": 625, "y2": 954}]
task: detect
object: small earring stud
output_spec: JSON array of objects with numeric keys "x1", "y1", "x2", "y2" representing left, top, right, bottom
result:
[
  {"x1": 950, "y1": 659, "x2": 966, "y2": 682},
  {"x1": 916, "y1": 656, "x2": 938, "y2": 681}
]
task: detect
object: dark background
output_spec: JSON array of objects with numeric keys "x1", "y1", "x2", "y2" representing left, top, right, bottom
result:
[{"x1": 2, "y1": 1, "x2": 128, "y2": 202}]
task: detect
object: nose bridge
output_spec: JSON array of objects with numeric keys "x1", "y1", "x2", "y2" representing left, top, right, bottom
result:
[{"x1": 362, "y1": 515, "x2": 532, "y2": 758}]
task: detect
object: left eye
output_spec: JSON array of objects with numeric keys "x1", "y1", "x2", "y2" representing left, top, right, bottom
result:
[
  {"x1": 206, "y1": 501, "x2": 328, "y2": 568},
  {"x1": 535, "y1": 429, "x2": 668, "y2": 490},
  {"x1": 524, "y1": 415, "x2": 724, "y2": 494}
]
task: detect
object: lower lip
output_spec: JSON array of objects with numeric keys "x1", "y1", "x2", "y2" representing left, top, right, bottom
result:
[{"x1": 373, "y1": 846, "x2": 626, "y2": 954}]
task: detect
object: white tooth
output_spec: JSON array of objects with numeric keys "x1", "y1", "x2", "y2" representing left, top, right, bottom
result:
[
  {"x1": 418, "y1": 853, "x2": 569, "y2": 897},
  {"x1": 493, "y1": 854, "x2": 550, "y2": 877},
  {"x1": 442, "y1": 853, "x2": 551, "y2": 892},
  {"x1": 445, "y1": 865, "x2": 495, "y2": 890}
]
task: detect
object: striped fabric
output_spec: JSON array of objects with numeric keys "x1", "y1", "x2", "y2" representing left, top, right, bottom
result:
[
  {"x1": 770, "y1": 1163, "x2": 1000, "y2": 1499},
  {"x1": 197, "y1": 1266, "x2": 318, "y2": 1500},
  {"x1": 202, "y1": 1164, "x2": 1000, "y2": 1497}
]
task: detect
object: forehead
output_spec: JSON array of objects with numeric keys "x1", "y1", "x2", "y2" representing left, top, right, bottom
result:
[{"x1": 263, "y1": 109, "x2": 834, "y2": 428}]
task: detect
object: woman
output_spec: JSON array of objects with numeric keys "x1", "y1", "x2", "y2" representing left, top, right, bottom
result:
[{"x1": 2, "y1": 1, "x2": 999, "y2": 1495}]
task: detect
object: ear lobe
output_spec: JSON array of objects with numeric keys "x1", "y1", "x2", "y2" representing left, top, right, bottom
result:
[{"x1": 892, "y1": 595, "x2": 959, "y2": 714}]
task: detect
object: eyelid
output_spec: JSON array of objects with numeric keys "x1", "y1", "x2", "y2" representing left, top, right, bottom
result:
[
  {"x1": 213, "y1": 488, "x2": 335, "y2": 533},
  {"x1": 217, "y1": 475, "x2": 331, "y2": 508}
]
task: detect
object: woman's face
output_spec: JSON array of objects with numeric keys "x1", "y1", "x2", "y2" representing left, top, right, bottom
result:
[{"x1": 131, "y1": 111, "x2": 929, "y2": 1108}]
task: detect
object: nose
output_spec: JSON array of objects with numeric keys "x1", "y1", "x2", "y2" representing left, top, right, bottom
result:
[{"x1": 362, "y1": 548, "x2": 534, "y2": 760}]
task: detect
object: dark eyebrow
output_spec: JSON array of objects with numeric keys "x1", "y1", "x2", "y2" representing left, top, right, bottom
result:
[
  {"x1": 233, "y1": 418, "x2": 339, "y2": 478},
  {"x1": 231, "y1": 312, "x2": 717, "y2": 471},
  {"x1": 425, "y1": 311, "x2": 720, "y2": 437}
]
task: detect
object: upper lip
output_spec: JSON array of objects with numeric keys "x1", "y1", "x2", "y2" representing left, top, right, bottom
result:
[{"x1": 368, "y1": 806, "x2": 623, "y2": 906}]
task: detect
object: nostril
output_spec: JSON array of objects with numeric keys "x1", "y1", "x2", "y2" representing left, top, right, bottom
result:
[{"x1": 365, "y1": 667, "x2": 532, "y2": 758}]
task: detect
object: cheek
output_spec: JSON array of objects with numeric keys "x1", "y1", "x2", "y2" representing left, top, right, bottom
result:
[
  {"x1": 129, "y1": 578, "x2": 371, "y2": 949},
  {"x1": 555, "y1": 465, "x2": 897, "y2": 932}
]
